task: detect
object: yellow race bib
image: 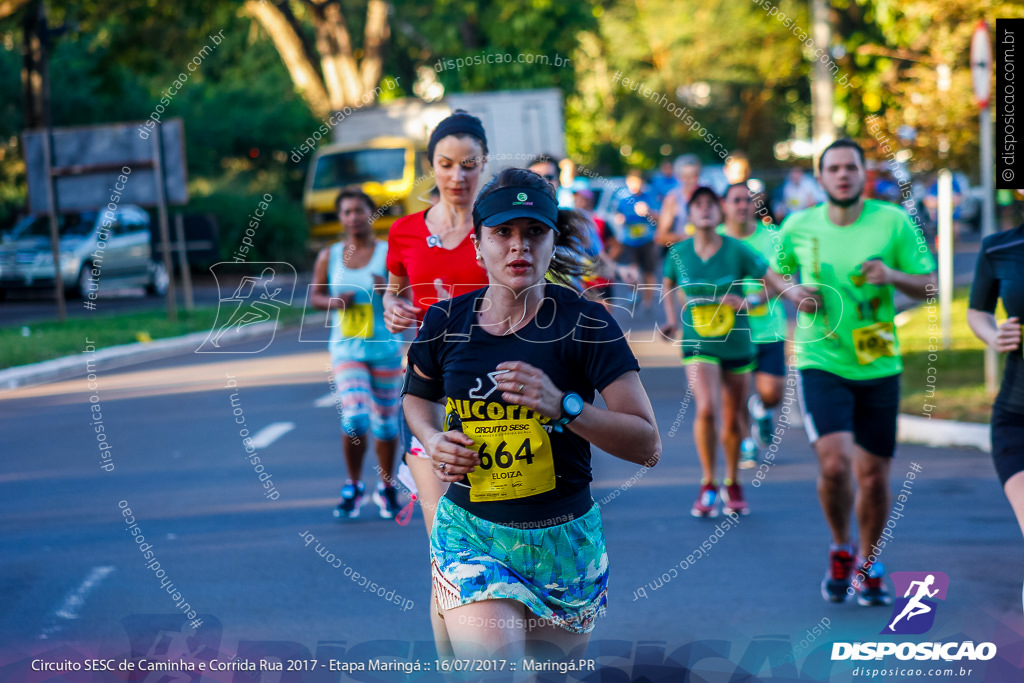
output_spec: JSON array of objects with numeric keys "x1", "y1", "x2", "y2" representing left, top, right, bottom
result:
[
  {"x1": 690, "y1": 303, "x2": 736, "y2": 338},
  {"x1": 462, "y1": 419, "x2": 556, "y2": 502},
  {"x1": 747, "y1": 294, "x2": 769, "y2": 317},
  {"x1": 628, "y1": 224, "x2": 648, "y2": 240},
  {"x1": 852, "y1": 321, "x2": 896, "y2": 365},
  {"x1": 338, "y1": 303, "x2": 373, "y2": 338}
]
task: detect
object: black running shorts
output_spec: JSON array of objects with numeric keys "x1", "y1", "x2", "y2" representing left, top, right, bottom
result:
[
  {"x1": 798, "y1": 368, "x2": 901, "y2": 458},
  {"x1": 992, "y1": 403, "x2": 1024, "y2": 486},
  {"x1": 754, "y1": 340, "x2": 787, "y2": 377}
]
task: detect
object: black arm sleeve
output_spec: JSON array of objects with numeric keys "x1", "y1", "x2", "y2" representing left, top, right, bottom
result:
[
  {"x1": 969, "y1": 248, "x2": 999, "y2": 314},
  {"x1": 404, "y1": 305, "x2": 445, "y2": 400},
  {"x1": 401, "y1": 368, "x2": 445, "y2": 401}
]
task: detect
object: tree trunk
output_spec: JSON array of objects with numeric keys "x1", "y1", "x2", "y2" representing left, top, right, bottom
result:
[
  {"x1": 359, "y1": 0, "x2": 389, "y2": 94},
  {"x1": 246, "y1": 0, "x2": 390, "y2": 118},
  {"x1": 21, "y1": 0, "x2": 43, "y2": 129},
  {"x1": 245, "y1": 0, "x2": 331, "y2": 117}
]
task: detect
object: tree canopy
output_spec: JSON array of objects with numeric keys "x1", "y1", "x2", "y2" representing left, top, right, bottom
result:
[{"x1": 0, "y1": 0, "x2": 1015, "y2": 234}]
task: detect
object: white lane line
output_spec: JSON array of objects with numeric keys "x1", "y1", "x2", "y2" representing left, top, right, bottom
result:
[
  {"x1": 250, "y1": 422, "x2": 295, "y2": 449},
  {"x1": 314, "y1": 393, "x2": 337, "y2": 408},
  {"x1": 39, "y1": 565, "x2": 116, "y2": 640}
]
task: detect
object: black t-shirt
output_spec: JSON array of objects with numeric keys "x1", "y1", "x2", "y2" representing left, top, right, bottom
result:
[
  {"x1": 969, "y1": 224, "x2": 1024, "y2": 414},
  {"x1": 406, "y1": 283, "x2": 640, "y2": 525}
]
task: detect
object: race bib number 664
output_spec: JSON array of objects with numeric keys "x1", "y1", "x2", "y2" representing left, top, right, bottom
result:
[{"x1": 463, "y1": 419, "x2": 556, "y2": 502}]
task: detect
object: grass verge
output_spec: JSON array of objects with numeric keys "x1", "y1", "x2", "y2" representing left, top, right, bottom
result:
[
  {"x1": 0, "y1": 304, "x2": 307, "y2": 370},
  {"x1": 898, "y1": 287, "x2": 1004, "y2": 423}
]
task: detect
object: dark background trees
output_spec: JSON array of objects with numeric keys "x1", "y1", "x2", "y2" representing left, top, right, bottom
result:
[{"x1": 1, "y1": 0, "x2": 1020, "y2": 259}]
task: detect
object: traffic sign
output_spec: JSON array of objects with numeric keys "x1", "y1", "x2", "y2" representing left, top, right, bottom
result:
[{"x1": 971, "y1": 21, "x2": 991, "y2": 108}]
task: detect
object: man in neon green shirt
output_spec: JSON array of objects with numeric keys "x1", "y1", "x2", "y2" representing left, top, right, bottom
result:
[
  {"x1": 719, "y1": 184, "x2": 790, "y2": 467},
  {"x1": 775, "y1": 140, "x2": 936, "y2": 607}
]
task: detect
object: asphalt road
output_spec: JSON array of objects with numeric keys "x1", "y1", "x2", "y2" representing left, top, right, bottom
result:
[{"x1": 1, "y1": 307, "x2": 1022, "y2": 682}]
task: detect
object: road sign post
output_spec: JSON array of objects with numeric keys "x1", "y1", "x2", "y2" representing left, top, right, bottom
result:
[
  {"x1": 971, "y1": 21, "x2": 999, "y2": 396},
  {"x1": 937, "y1": 171, "x2": 953, "y2": 349}
]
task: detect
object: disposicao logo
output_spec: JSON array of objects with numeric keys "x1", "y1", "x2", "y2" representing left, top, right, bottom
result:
[
  {"x1": 883, "y1": 571, "x2": 948, "y2": 635},
  {"x1": 517, "y1": 192, "x2": 528, "y2": 201},
  {"x1": 831, "y1": 571, "x2": 997, "y2": 663}
]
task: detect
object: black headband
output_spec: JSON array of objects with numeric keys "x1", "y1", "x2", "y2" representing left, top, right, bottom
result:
[
  {"x1": 428, "y1": 112, "x2": 487, "y2": 163},
  {"x1": 473, "y1": 187, "x2": 559, "y2": 233}
]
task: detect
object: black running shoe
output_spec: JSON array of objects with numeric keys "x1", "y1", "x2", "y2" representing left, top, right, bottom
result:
[
  {"x1": 854, "y1": 559, "x2": 893, "y2": 607},
  {"x1": 333, "y1": 481, "x2": 365, "y2": 519},
  {"x1": 373, "y1": 484, "x2": 402, "y2": 519}
]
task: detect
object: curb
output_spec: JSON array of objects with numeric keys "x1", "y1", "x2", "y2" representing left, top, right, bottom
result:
[
  {"x1": 897, "y1": 414, "x2": 990, "y2": 453},
  {"x1": 0, "y1": 322, "x2": 277, "y2": 391}
]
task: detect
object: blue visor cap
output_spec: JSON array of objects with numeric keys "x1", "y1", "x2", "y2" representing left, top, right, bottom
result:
[{"x1": 473, "y1": 187, "x2": 560, "y2": 233}]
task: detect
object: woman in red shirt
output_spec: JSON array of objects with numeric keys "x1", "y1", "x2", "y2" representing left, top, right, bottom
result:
[{"x1": 383, "y1": 110, "x2": 490, "y2": 653}]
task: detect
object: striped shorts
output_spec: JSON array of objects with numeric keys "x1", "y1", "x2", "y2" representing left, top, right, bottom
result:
[{"x1": 332, "y1": 358, "x2": 403, "y2": 441}]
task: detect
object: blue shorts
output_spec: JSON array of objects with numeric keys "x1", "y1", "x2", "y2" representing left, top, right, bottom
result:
[{"x1": 430, "y1": 497, "x2": 608, "y2": 634}]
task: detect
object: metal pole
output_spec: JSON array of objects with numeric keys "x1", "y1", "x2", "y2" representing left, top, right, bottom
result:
[
  {"x1": 810, "y1": 0, "x2": 836, "y2": 155},
  {"x1": 937, "y1": 170, "x2": 953, "y2": 349},
  {"x1": 151, "y1": 124, "x2": 178, "y2": 323},
  {"x1": 980, "y1": 106, "x2": 999, "y2": 395},
  {"x1": 34, "y1": 2, "x2": 66, "y2": 322},
  {"x1": 41, "y1": 129, "x2": 66, "y2": 322},
  {"x1": 174, "y1": 212, "x2": 194, "y2": 311}
]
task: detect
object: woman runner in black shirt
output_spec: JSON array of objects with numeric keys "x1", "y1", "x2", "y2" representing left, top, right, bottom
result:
[
  {"x1": 967, "y1": 222, "x2": 1024, "y2": 612},
  {"x1": 402, "y1": 168, "x2": 661, "y2": 665}
]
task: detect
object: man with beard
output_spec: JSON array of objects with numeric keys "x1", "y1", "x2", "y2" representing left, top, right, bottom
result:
[{"x1": 774, "y1": 139, "x2": 936, "y2": 607}]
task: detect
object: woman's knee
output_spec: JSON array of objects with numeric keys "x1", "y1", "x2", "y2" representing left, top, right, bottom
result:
[{"x1": 342, "y1": 413, "x2": 370, "y2": 438}]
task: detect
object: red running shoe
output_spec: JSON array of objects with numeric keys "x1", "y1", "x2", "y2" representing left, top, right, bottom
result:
[
  {"x1": 720, "y1": 479, "x2": 750, "y2": 515},
  {"x1": 690, "y1": 481, "x2": 720, "y2": 518}
]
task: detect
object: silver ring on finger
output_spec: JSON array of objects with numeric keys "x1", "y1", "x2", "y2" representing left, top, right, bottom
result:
[
  {"x1": 518, "y1": 383, "x2": 525, "y2": 393},
  {"x1": 439, "y1": 461, "x2": 447, "y2": 473}
]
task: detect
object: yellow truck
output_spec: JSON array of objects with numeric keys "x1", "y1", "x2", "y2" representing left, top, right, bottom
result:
[
  {"x1": 303, "y1": 136, "x2": 434, "y2": 250},
  {"x1": 302, "y1": 89, "x2": 566, "y2": 251}
]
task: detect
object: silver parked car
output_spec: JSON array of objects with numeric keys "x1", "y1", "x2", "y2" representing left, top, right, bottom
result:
[{"x1": 0, "y1": 205, "x2": 168, "y2": 299}]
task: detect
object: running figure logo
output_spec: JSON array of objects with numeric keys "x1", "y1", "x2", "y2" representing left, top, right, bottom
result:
[
  {"x1": 882, "y1": 571, "x2": 949, "y2": 635},
  {"x1": 198, "y1": 262, "x2": 296, "y2": 353},
  {"x1": 119, "y1": 613, "x2": 222, "y2": 682}
]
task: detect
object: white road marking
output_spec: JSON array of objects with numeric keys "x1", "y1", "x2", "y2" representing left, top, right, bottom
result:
[
  {"x1": 314, "y1": 393, "x2": 337, "y2": 408},
  {"x1": 250, "y1": 422, "x2": 295, "y2": 449},
  {"x1": 39, "y1": 566, "x2": 116, "y2": 639}
]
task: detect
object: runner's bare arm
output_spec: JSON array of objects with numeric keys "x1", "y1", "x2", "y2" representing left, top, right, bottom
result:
[
  {"x1": 967, "y1": 310, "x2": 1021, "y2": 353},
  {"x1": 309, "y1": 248, "x2": 354, "y2": 311},
  {"x1": 861, "y1": 260, "x2": 936, "y2": 300},
  {"x1": 655, "y1": 195, "x2": 678, "y2": 245},
  {"x1": 775, "y1": 271, "x2": 824, "y2": 313},
  {"x1": 762, "y1": 269, "x2": 790, "y2": 298},
  {"x1": 661, "y1": 276, "x2": 685, "y2": 335},
  {"x1": 494, "y1": 362, "x2": 660, "y2": 468},
  {"x1": 383, "y1": 272, "x2": 422, "y2": 333}
]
